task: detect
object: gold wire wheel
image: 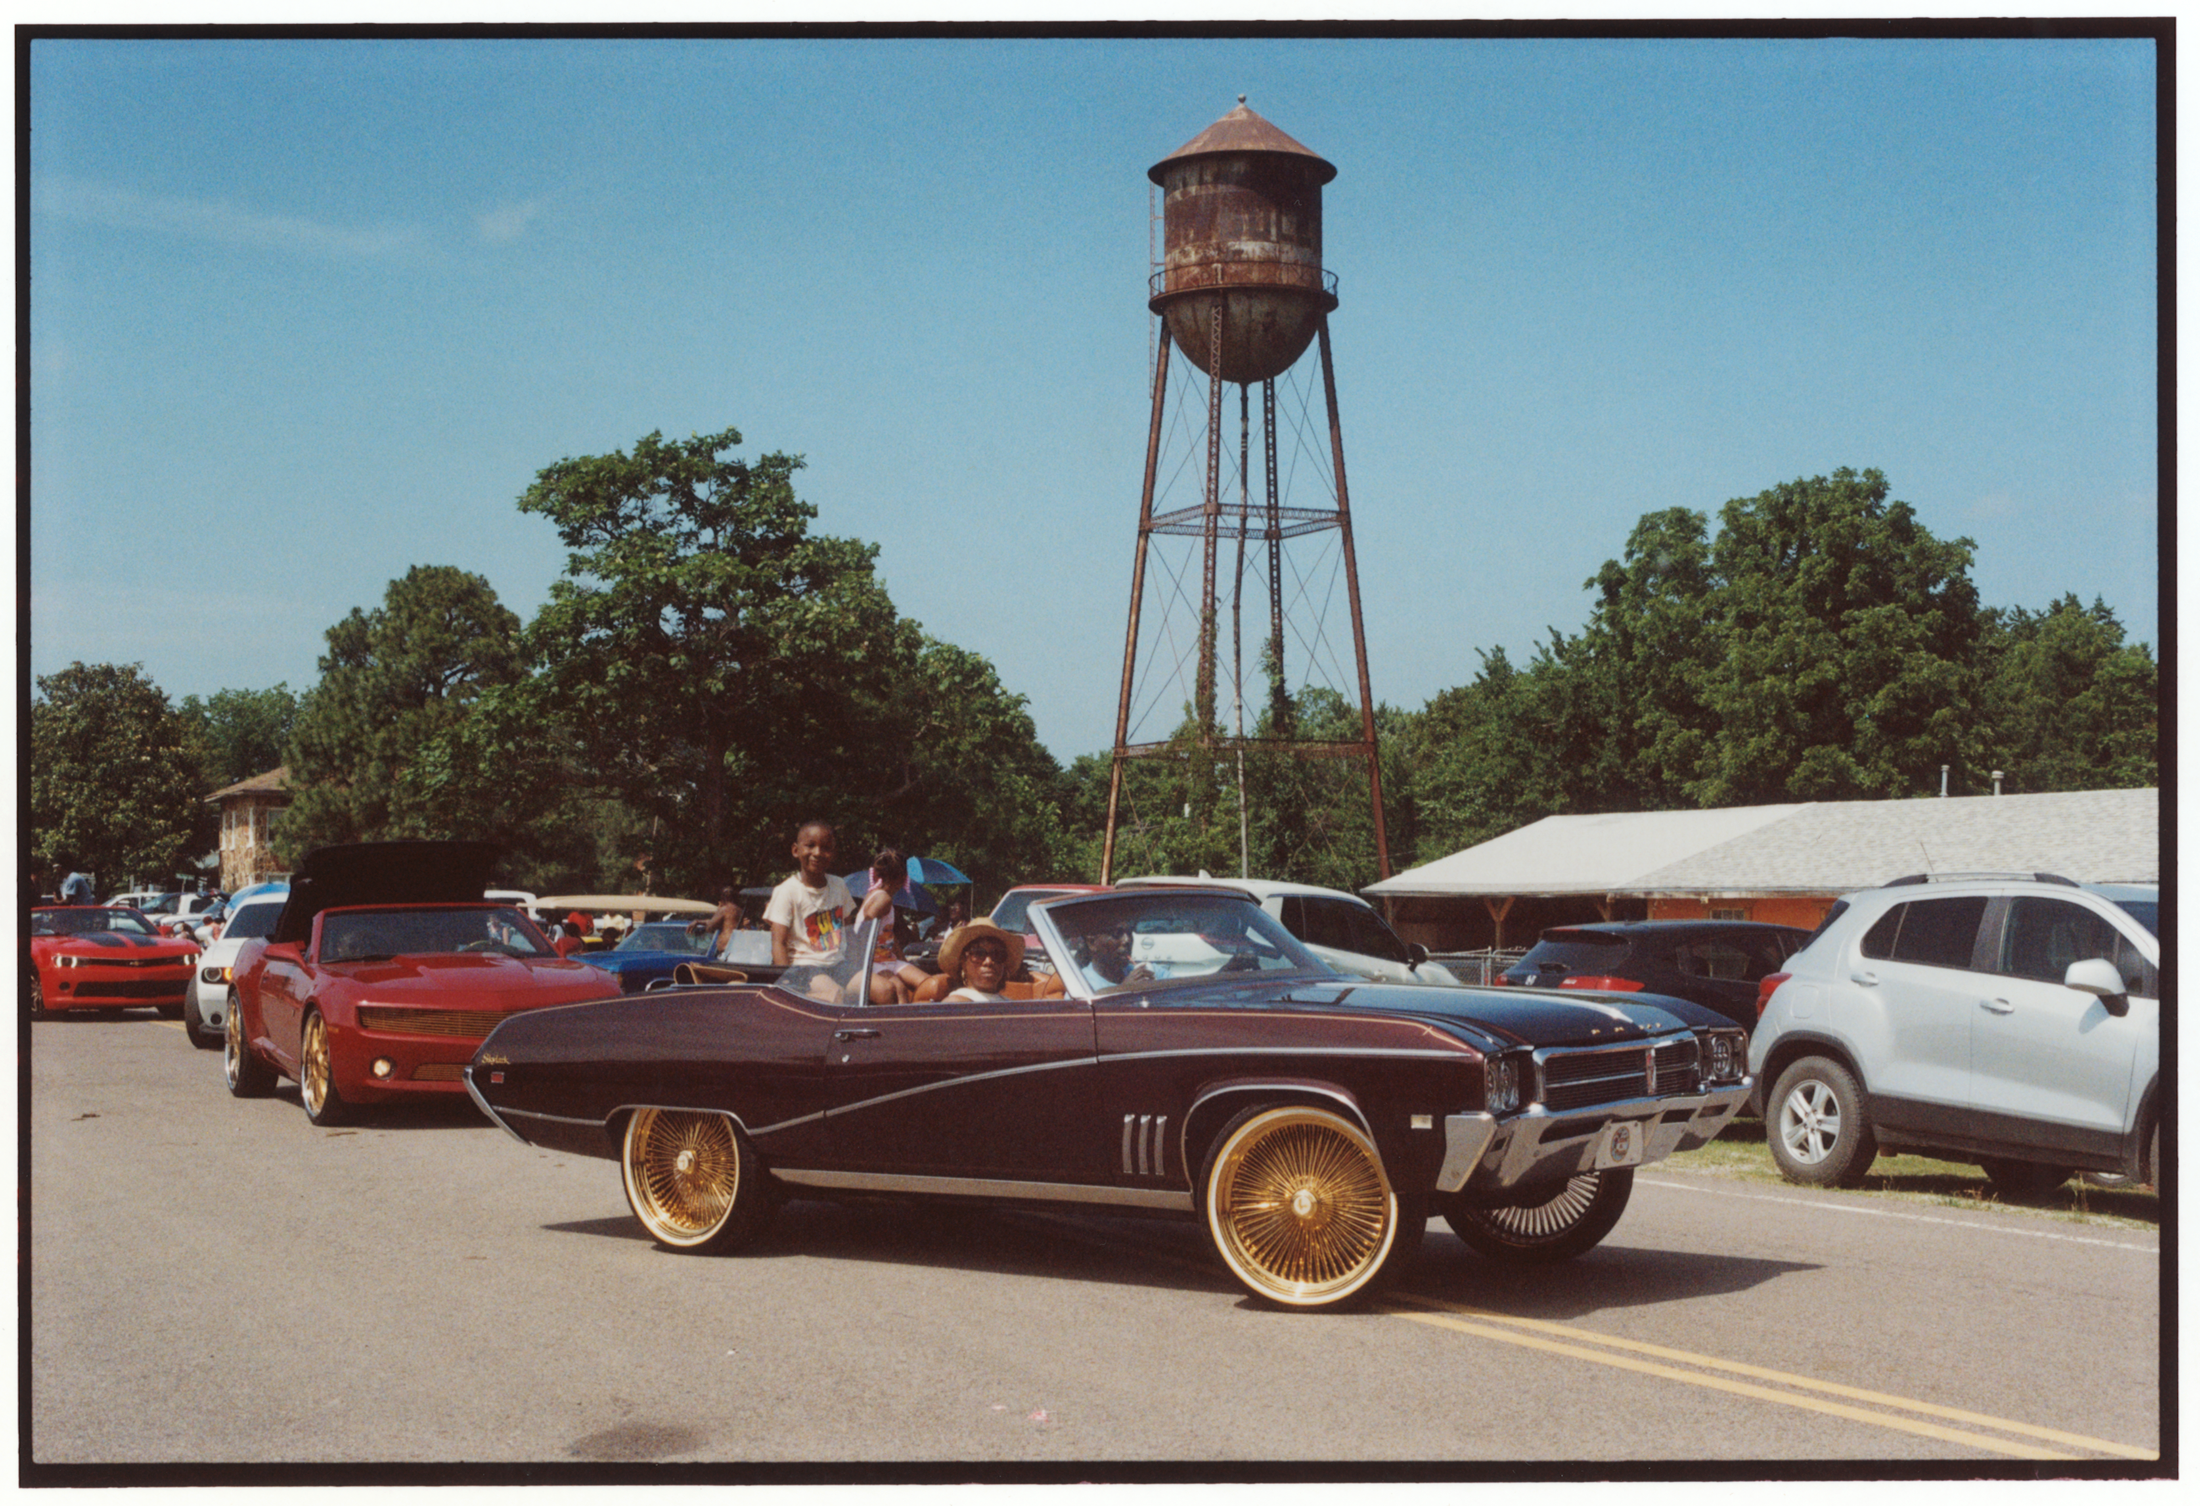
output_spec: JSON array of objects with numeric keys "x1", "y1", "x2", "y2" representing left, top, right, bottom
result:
[
  {"x1": 623, "y1": 1108, "x2": 747, "y2": 1249},
  {"x1": 1206, "y1": 1106, "x2": 1397, "y2": 1307},
  {"x1": 300, "y1": 1011, "x2": 351, "y2": 1124}
]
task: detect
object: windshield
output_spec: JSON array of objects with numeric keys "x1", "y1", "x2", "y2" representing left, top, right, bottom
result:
[
  {"x1": 223, "y1": 901, "x2": 285, "y2": 943},
  {"x1": 989, "y1": 889, "x2": 1077, "y2": 932},
  {"x1": 316, "y1": 905, "x2": 554, "y2": 962},
  {"x1": 617, "y1": 923, "x2": 714, "y2": 955},
  {"x1": 34, "y1": 907, "x2": 162, "y2": 938},
  {"x1": 1042, "y1": 892, "x2": 1328, "y2": 994}
]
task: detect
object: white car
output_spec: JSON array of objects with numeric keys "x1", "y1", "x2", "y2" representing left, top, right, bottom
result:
[
  {"x1": 1113, "y1": 873, "x2": 1463, "y2": 986},
  {"x1": 160, "y1": 892, "x2": 228, "y2": 942},
  {"x1": 182, "y1": 882, "x2": 288, "y2": 1051},
  {"x1": 1749, "y1": 873, "x2": 2160, "y2": 1198},
  {"x1": 105, "y1": 890, "x2": 169, "y2": 912}
]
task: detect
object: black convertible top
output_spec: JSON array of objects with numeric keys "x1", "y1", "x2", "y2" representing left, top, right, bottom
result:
[{"x1": 270, "y1": 840, "x2": 503, "y2": 945}]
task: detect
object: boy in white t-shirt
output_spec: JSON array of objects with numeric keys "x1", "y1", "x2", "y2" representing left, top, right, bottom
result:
[{"x1": 765, "y1": 819, "x2": 854, "y2": 968}]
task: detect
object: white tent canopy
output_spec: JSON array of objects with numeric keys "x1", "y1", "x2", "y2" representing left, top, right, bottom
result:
[{"x1": 1365, "y1": 789, "x2": 2159, "y2": 900}]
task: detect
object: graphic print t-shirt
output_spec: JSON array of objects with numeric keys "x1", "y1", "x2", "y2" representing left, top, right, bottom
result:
[{"x1": 765, "y1": 873, "x2": 854, "y2": 967}]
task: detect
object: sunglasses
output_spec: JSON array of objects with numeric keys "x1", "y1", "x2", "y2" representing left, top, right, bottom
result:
[{"x1": 965, "y1": 943, "x2": 1009, "y2": 962}]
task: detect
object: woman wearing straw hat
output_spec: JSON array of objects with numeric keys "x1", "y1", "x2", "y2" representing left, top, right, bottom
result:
[{"x1": 935, "y1": 921, "x2": 1023, "y2": 1004}]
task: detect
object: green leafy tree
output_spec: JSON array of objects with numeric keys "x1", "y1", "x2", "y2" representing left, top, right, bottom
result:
[
  {"x1": 1696, "y1": 468, "x2": 1983, "y2": 804},
  {"x1": 178, "y1": 684, "x2": 302, "y2": 790},
  {"x1": 281, "y1": 565, "x2": 535, "y2": 861},
  {"x1": 854, "y1": 638, "x2": 1076, "y2": 897},
  {"x1": 31, "y1": 662, "x2": 207, "y2": 891},
  {"x1": 518, "y1": 427, "x2": 921, "y2": 892},
  {"x1": 1975, "y1": 595, "x2": 2158, "y2": 792}
]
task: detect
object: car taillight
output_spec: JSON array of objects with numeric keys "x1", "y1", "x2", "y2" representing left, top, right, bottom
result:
[
  {"x1": 1560, "y1": 975, "x2": 1642, "y2": 991},
  {"x1": 1756, "y1": 972, "x2": 1791, "y2": 1018}
]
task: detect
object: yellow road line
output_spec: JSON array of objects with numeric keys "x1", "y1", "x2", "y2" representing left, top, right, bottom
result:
[{"x1": 1384, "y1": 1293, "x2": 2155, "y2": 1462}]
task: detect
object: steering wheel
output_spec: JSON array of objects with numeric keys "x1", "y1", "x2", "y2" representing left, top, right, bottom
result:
[
  {"x1": 1218, "y1": 954, "x2": 1262, "y2": 974},
  {"x1": 459, "y1": 939, "x2": 515, "y2": 954}
]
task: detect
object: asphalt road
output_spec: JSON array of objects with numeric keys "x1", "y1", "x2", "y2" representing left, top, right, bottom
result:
[{"x1": 24, "y1": 1009, "x2": 2165, "y2": 1476}]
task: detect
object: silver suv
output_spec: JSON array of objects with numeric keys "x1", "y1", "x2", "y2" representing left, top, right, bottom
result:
[{"x1": 1748, "y1": 873, "x2": 2160, "y2": 1199}]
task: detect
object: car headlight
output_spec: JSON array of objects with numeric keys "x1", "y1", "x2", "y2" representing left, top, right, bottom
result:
[
  {"x1": 1704, "y1": 1029, "x2": 1745, "y2": 1082},
  {"x1": 1485, "y1": 1052, "x2": 1523, "y2": 1114},
  {"x1": 56, "y1": 955, "x2": 80, "y2": 969}
]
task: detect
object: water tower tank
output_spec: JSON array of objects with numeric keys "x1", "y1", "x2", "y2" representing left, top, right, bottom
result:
[{"x1": 1148, "y1": 98, "x2": 1338, "y2": 386}]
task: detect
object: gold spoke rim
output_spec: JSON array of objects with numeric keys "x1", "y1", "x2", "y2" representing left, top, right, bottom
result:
[
  {"x1": 1211, "y1": 1108, "x2": 1393, "y2": 1303},
  {"x1": 626, "y1": 1109, "x2": 742, "y2": 1244}
]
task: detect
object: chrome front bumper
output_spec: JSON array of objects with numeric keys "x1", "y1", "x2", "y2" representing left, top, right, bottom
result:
[{"x1": 1435, "y1": 1076, "x2": 1752, "y2": 1195}]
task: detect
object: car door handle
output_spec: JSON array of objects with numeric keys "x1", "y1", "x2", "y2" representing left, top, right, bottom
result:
[
  {"x1": 1849, "y1": 969, "x2": 1878, "y2": 987},
  {"x1": 1980, "y1": 998, "x2": 2016, "y2": 1015},
  {"x1": 833, "y1": 1028, "x2": 880, "y2": 1041}
]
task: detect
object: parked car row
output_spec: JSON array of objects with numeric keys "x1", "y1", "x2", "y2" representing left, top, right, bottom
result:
[
  {"x1": 46, "y1": 839, "x2": 1755, "y2": 1311},
  {"x1": 36, "y1": 840, "x2": 2157, "y2": 1309}
]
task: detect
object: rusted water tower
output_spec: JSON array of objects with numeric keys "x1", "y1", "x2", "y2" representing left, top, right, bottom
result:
[{"x1": 1102, "y1": 98, "x2": 1391, "y2": 882}]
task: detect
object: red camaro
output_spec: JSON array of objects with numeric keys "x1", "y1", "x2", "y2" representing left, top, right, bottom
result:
[
  {"x1": 28, "y1": 906, "x2": 201, "y2": 1017},
  {"x1": 224, "y1": 840, "x2": 618, "y2": 1126}
]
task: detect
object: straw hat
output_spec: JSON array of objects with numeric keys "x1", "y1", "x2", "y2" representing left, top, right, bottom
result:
[{"x1": 937, "y1": 921, "x2": 1024, "y2": 979}]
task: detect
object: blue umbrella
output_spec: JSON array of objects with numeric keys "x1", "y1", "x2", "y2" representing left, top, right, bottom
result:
[
  {"x1": 842, "y1": 871, "x2": 943, "y2": 916},
  {"x1": 903, "y1": 855, "x2": 972, "y2": 887}
]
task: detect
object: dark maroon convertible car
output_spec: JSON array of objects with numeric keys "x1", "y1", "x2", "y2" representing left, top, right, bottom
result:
[{"x1": 467, "y1": 888, "x2": 1751, "y2": 1310}]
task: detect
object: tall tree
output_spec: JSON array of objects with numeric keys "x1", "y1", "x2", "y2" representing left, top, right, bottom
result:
[
  {"x1": 1696, "y1": 468, "x2": 1982, "y2": 804},
  {"x1": 1975, "y1": 595, "x2": 2158, "y2": 792},
  {"x1": 31, "y1": 663, "x2": 207, "y2": 891},
  {"x1": 281, "y1": 565, "x2": 532, "y2": 859},
  {"x1": 517, "y1": 427, "x2": 918, "y2": 893},
  {"x1": 178, "y1": 684, "x2": 302, "y2": 790}
]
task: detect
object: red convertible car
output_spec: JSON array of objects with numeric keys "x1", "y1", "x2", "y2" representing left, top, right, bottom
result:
[
  {"x1": 28, "y1": 906, "x2": 200, "y2": 1017},
  {"x1": 225, "y1": 841, "x2": 618, "y2": 1126},
  {"x1": 467, "y1": 888, "x2": 1752, "y2": 1310}
]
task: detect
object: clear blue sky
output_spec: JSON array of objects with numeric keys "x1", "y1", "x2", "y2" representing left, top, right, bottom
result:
[{"x1": 28, "y1": 34, "x2": 2161, "y2": 765}]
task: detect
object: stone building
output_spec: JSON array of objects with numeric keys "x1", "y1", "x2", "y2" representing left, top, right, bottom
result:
[{"x1": 206, "y1": 767, "x2": 292, "y2": 893}]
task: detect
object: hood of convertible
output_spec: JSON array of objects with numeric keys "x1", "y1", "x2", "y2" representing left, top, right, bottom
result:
[
  {"x1": 325, "y1": 952, "x2": 617, "y2": 1009},
  {"x1": 1288, "y1": 978, "x2": 1703, "y2": 1051}
]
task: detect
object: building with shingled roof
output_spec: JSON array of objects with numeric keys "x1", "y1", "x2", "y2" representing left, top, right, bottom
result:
[{"x1": 1365, "y1": 788, "x2": 2159, "y2": 953}]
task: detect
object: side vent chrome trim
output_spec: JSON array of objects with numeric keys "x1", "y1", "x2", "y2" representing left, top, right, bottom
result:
[{"x1": 1122, "y1": 1114, "x2": 1171, "y2": 1177}]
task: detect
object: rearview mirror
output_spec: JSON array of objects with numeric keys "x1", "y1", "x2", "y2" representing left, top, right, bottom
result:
[{"x1": 1407, "y1": 942, "x2": 1430, "y2": 968}]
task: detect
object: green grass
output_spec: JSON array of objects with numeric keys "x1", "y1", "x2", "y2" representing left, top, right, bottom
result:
[{"x1": 1663, "y1": 1117, "x2": 2162, "y2": 1231}]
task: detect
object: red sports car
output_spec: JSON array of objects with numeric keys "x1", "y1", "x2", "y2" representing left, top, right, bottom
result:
[
  {"x1": 28, "y1": 906, "x2": 201, "y2": 1017},
  {"x1": 224, "y1": 840, "x2": 618, "y2": 1126}
]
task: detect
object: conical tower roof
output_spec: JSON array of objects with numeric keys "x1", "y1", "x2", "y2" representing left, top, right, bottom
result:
[{"x1": 1148, "y1": 97, "x2": 1337, "y2": 185}]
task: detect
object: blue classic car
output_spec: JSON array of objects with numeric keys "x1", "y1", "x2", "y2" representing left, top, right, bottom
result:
[{"x1": 586, "y1": 922, "x2": 788, "y2": 994}]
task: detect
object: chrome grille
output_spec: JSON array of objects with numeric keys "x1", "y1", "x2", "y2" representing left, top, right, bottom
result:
[
  {"x1": 1538, "y1": 1038, "x2": 1700, "y2": 1111},
  {"x1": 357, "y1": 1007, "x2": 504, "y2": 1039}
]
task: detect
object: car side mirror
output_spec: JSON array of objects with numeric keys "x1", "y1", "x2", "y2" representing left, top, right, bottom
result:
[
  {"x1": 1407, "y1": 942, "x2": 1430, "y2": 969},
  {"x1": 2063, "y1": 957, "x2": 2129, "y2": 1016}
]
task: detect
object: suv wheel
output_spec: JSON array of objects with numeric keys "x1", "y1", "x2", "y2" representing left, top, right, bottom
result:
[{"x1": 1767, "y1": 1055, "x2": 1878, "y2": 1188}]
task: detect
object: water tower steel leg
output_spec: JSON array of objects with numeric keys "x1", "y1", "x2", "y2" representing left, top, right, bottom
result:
[
  {"x1": 1264, "y1": 378, "x2": 1285, "y2": 729},
  {"x1": 1197, "y1": 301, "x2": 1226, "y2": 736},
  {"x1": 1317, "y1": 315, "x2": 1392, "y2": 880},
  {"x1": 1102, "y1": 319, "x2": 1176, "y2": 885}
]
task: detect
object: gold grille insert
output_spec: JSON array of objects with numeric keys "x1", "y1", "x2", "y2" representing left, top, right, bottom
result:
[
  {"x1": 357, "y1": 1006, "x2": 504, "y2": 1039},
  {"x1": 411, "y1": 1063, "x2": 466, "y2": 1081}
]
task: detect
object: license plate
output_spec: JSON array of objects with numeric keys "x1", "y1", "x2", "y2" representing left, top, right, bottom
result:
[{"x1": 1593, "y1": 1119, "x2": 1647, "y2": 1170}]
